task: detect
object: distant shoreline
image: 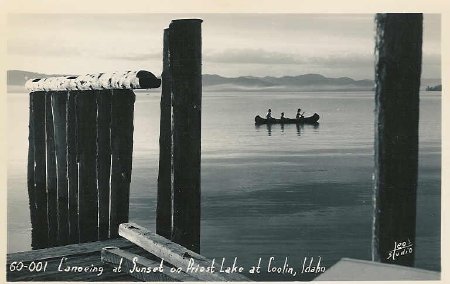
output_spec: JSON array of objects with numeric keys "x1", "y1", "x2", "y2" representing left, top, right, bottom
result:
[
  {"x1": 7, "y1": 70, "x2": 441, "y2": 93},
  {"x1": 7, "y1": 86, "x2": 443, "y2": 94}
]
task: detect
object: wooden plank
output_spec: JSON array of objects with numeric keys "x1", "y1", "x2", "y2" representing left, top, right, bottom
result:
[
  {"x1": 7, "y1": 238, "x2": 134, "y2": 263},
  {"x1": 372, "y1": 14, "x2": 423, "y2": 267},
  {"x1": 7, "y1": 247, "x2": 137, "y2": 282},
  {"x1": 110, "y1": 89, "x2": 135, "y2": 237},
  {"x1": 96, "y1": 90, "x2": 112, "y2": 240},
  {"x1": 314, "y1": 258, "x2": 440, "y2": 281},
  {"x1": 156, "y1": 27, "x2": 173, "y2": 240},
  {"x1": 119, "y1": 223, "x2": 251, "y2": 281},
  {"x1": 52, "y1": 92, "x2": 70, "y2": 245},
  {"x1": 77, "y1": 91, "x2": 99, "y2": 242},
  {"x1": 28, "y1": 91, "x2": 49, "y2": 249},
  {"x1": 45, "y1": 92, "x2": 58, "y2": 246},
  {"x1": 67, "y1": 91, "x2": 79, "y2": 243},
  {"x1": 6, "y1": 239, "x2": 159, "y2": 282},
  {"x1": 101, "y1": 247, "x2": 199, "y2": 281},
  {"x1": 169, "y1": 19, "x2": 203, "y2": 253}
]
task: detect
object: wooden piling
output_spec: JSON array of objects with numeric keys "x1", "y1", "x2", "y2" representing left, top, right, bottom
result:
[
  {"x1": 45, "y1": 92, "x2": 58, "y2": 246},
  {"x1": 25, "y1": 71, "x2": 147, "y2": 247},
  {"x1": 67, "y1": 91, "x2": 79, "y2": 243},
  {"x1": 77, "y1": 91, "x2": 99, "y2": 242},
  {"x1": 52, "y1": 92, "x2": 70, "y2": 245},
  {"x1": 372, "y1": 13, "x2": 423, "y2": 267},
  {"x1": 169, "y1": 19, "x2": 203, "y2": 252},
  {"x1": 27, "y1": 91, "x2": 48, "y2": 249},
  {"x1": 110, "y1": 89, "x2": 135, "y2": 237},
  {"x1": 27, "y1": 93, "x2": 39, "y2": 249},
  {"x1": 156, "y1": 28, "x2": 173, "y2": 239},
  {"x1": 96, "y1": 90, "x2": 112, "y2": 240}
]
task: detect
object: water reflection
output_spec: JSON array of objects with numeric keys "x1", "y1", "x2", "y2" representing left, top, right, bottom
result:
[
  {"x1": 296, "y1": 123, "x2": 303, "y2": 136},
  {"x1": 266, "y1": 123, "x2": 272, "y2": 136},
  {"x1": 255, "y1": 123, "x2": 320, "y2": 136}
]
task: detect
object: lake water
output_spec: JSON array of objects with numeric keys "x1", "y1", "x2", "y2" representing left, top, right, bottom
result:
[{"x1": 7, "y1": 91, "x2": 441, "y2": 280}]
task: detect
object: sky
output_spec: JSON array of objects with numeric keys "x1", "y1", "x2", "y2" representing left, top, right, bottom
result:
[{"x1": 7, "y1": 14, "x2": 441, "y2": 80}]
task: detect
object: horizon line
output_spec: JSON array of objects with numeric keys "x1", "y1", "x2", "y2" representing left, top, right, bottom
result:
[{"x1": 6, "y1": 69, "x2": 443, "y2": 81}]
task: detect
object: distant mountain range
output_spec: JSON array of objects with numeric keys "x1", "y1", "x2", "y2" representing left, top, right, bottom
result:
[
  {"x1": 202, "y1": 74, "x2": 375, "y2": 91},
  {"x1": 7, "y1": 70, "x2": 441, "y2": 92}
]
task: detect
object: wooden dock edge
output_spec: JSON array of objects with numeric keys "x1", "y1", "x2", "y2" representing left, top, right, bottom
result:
[
  {"x1": 314, "y1": 258, "x2": 440, "y2": 281},
  {"x1": 101, "y1": 247, "x2": 199, "y2": 281},
  {"x1": 119, "y1": 223, "x2": 252, "y2": 281}
]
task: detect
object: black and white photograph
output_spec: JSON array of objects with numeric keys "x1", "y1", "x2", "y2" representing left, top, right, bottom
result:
[{"x1": 4, "y1": 6, "x2": 444, "y2": 282}]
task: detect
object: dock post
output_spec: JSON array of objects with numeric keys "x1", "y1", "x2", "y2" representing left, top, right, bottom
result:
[
  {"x1": 156, "y1": 28, "x2": 173, "y2": 239},
  {"x1": 109, "y1": 89, "x2": 135, "y2": 237},
  {"x1": 170, "y1": 19, "x2": 203, "y2": 253},
  {"x1": 27, "y1": 91, "x2": 49, "y2": 249},
  {"x1": 45, "y1": 92, "x2": 57, "y2": 246},
  {"x1": 52, "y1": 92, "x2": 70, "y2": 245},
  {"x1": 372, "y1": 13, "x2": 423, "y2": 267},
  {"x1": 77, "y1": 91, "x2": 99, "y2": 242},
  {"x1": 67, "y1": 91, "x2": 80, "y2": 243},
  {"x1": 96, "y1": 90, "x2": 112, "y2": 240}
]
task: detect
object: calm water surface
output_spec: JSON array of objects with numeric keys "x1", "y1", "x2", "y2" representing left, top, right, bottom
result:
[{"x1": 7, "y1": 91, "x2": 441, "y2": 280}]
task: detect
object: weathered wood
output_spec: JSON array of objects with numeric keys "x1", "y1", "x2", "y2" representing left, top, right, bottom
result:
[
  {"x1": 157, "y1": 28, "x2": 173, "y2": 240},
  {"x1": 66, "y1": 91, "x2": 79, "y2": 243},
  {"x1": 119, "y1": 223, "x2": 251, "y2": 281},
  {"x1": 372, "y1": 13, "x2": 423, "y2": 267},
  {"x1": 27, "y1": 93, "x2": 39, "y2": 249},
  {"x1": 28, "y1": 91, "x2": 49, "y2": 249},
  {"x1": 101, "y1": 247, "x2": 198, "y2": 281},
  {"x1": 25, "y1": 70, "x2": 161, "y2": 92},
  {"x1": 7, "y1": 239, "x2": 139, "y2": 282},
  {"x1": 169, "y1": 19, "x2": 203, "y2": 253},
  {"x1": 7, "y1": 238, "x2": 134, "y2": 263},
  {"x1": 96, "y1": 90, "x2": 112, "y2": 240},
  {"x1": 52, "y1": 92, "x2": 70, "y2": 245},
  {"x1": 45, "y1": 92, "x2": 58, "y2": 246},
  {"x1": 77, "y1": 91, "x2": 99, "y2": 242},
  {"x1": 314, "y1": 258, "x2": 440, "y2": 281},
  {"x1": 110, "y1": 90, "x2": 135, "y2": 237}
]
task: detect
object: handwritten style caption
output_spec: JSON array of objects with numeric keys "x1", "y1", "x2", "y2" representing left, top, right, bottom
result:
[{"x1": 9, "y1": 256, "x2": 326, "y2": 277}]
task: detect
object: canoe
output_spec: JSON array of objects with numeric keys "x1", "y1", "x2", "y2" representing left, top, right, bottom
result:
[{"x1": 255, "y1": 113, "x2": 320, "y2": 125}]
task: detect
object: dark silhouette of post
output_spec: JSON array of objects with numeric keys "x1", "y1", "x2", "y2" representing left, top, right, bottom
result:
[
  {"x1": 52, "y1": 92, "x2": 70, "y2": 245},
  {"x1": 45, "y1": 92, "x2": 57, "y2": 246},
  {"x1": 372, "y1": 13, "x2": 423, "y2": 267},
  {"x1": 109, "y1": 89, "x2": 135, "y2": 237},
  {"x1": 77, "y1": 91, "x2": 99, "y2": 242},
  {"x1": 67, "y1": 91, "x2": 79, "y2": 243},
  {"x1": 170, "y1": 19, "x2": 203, "y2": 253},
  {"x1": 96, "y1": 90, "x2": 112, "y2": 240},
  {"x1": 27, "y1": 91, "x2": 49, "y2": 249},
  {"x1": 156, "y1": 28, "x2": 173, "y2": 239}
]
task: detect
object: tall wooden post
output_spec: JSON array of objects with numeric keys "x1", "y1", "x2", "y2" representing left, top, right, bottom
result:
[
  {"x1": 156, "y1": 28, "x2": 173, "y2": 239},
  {"x1": 170, "y1": 19, "x2": 203, "y2": 253},
  {"x1": 110, "y1": 89, "x2": 135, "y2": 237},
  {"x1": 28, "y1": 92, "x2": 49, "y2": 249},
  {"x1": 45, "y1": 92, "x2": 57, "y2": 246},
  {"x1": 372, "y1": 13, "x2": 422, "y2": 267},
  {"x1": 77, "y1": 91, "x2": 99, "y2": 242},
  {"x1": 66, "y1": 91, "x2": 80, "y2": 243},
  {"x1": 52, "y1": 92, "x2": 70, "y2": 245},
  {"x1": 96, "y1": 90, "x2": 112, "y2": 240}
]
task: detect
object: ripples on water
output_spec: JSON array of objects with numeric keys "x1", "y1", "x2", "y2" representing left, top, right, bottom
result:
[{"x1": 7, "y1": 91, "x2": 441, "y2": 280}]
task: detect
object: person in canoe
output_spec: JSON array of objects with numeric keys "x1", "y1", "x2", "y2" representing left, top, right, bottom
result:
[
  {"x1": 266, "y1": 109, "x2": 273, "y2": 120},
  {"x1": 296, "y1": 108, "x2": 305, "y2": 119},
  {"x1": 280, "y1": 112, "x2": 287, "y2": 121}
]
